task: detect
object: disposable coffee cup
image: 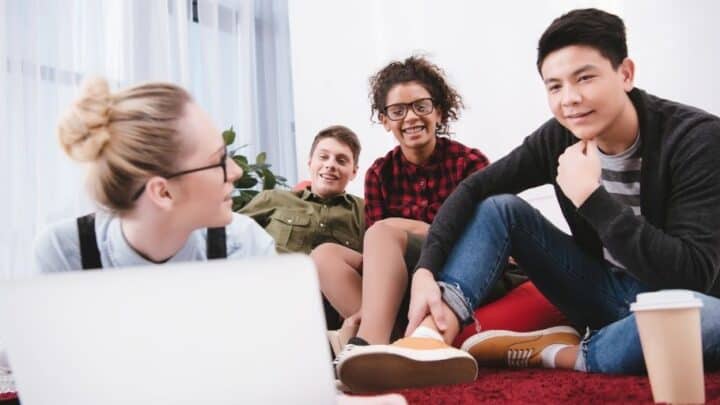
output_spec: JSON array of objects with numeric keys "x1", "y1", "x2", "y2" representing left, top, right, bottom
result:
[{"x1": 630, "y1": 290, "x2": 705, "y2": 404}]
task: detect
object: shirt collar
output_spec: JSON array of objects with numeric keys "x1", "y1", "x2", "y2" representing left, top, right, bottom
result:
[
  {"x1": 105, "y1": 216, "x2": 197, "y2": 267},
  {"x1": 396, "y1": 136, "x2": 449, "y2": 173},
  {"x1": 299, "y1": 187, "x2": 354, "y2": 206}
]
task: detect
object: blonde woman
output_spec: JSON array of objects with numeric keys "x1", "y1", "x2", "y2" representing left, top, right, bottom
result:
[
  {"x1": 23, "y1": 78, "x2": 409, "y2": 405},
  {"x1": 34, "y1": 78, "x2": 276, "y2": 272}
]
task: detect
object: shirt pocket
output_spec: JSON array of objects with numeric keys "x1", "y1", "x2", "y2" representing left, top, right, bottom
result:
[{"x1": 267, "y1": 213, "x2": 311, "y2": 253}]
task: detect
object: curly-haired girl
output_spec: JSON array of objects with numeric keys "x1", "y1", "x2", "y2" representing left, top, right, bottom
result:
[{"x1": 312, "y1": 55, "x2": 490, "y2": 390}]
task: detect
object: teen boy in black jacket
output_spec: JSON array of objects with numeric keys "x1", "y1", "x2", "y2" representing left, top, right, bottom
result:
[{"x1": 336, "y1": 8, "x2": 720, "y2": 391}]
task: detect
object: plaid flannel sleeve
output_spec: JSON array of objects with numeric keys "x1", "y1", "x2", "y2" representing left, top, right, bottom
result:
[
  {"x1": 464, "y1": 148, "x2": 490, "y2": 178},
  {"x1": 363, "y1": 167, "x2": 385, "y2": 229}
]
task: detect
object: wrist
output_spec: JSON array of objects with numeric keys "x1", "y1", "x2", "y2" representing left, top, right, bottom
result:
[
  {"x1": 414, "y1": 267, "x2": 435, "y2": 280},
  {"x1": 574, "y1": 182, "x2": 600, "y2": 207}
]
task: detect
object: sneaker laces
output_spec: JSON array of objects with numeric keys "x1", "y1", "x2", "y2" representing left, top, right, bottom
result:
[{"x1": 506, "y1": 348, "x2": 534, "y2": 368}]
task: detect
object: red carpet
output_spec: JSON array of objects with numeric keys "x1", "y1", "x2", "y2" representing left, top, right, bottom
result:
[
  {"x1": 3, "y1": 371, "x2": 718, "y2": 403},
  {"x1": 397, "y1": 369, "x2": 720, "y2": 404}
]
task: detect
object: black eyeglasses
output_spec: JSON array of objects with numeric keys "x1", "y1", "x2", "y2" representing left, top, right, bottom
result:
[
  {"x1": 383, "y1": 98, "x2": 434, "y2": 121},
  {"x1": 131, "y1": 147, "x2": 229, "y2": 201}
]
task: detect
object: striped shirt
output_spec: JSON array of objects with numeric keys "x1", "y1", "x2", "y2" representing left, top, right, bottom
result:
[{"x1": 598, "y1": 134, "x2": 642, "y2": 270}]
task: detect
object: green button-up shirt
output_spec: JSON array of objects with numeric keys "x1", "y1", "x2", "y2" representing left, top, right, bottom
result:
[{"x1": 239, "y1": 188, "x2": 364, "y2": 254}]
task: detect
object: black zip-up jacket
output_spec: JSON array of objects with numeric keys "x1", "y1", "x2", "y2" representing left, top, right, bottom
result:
[{"x1": 417, "y1": 88, "x2": 720, "y2": 298}]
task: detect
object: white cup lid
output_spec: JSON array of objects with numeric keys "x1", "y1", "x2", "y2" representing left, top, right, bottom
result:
[{"x1": 630, "y1": 290, "x2": 703, "y2": 312}]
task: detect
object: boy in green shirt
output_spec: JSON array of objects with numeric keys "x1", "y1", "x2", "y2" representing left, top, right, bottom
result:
[
  {"x1": 241, "y1": 125, "x2": 364, "y2": 329},
  {"x1": 240, "y1": 125, "x2": 363, "y2": 254}
]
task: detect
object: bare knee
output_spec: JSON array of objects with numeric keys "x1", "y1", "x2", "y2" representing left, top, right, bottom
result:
[
  {"x1": 364, "y1": 221, "x2": 408, "y2": 248},
  {"x1": 310, "y1": 242, "x2": 338, "y2": 262},
  {"x1": 311, "y1": 242, "x2": 362, "y2": 279},
  {"x1": 311, "y1": 243, "x2": 341, "y2": 276}
]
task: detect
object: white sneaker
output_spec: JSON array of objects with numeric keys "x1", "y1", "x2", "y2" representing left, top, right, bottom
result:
[{"x1": 336, "y1": 337, "x2": 477, "y2": 393}]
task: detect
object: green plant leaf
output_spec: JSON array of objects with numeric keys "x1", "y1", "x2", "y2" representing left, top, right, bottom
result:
[
  {"x1": 262, "y1": 169, "x2": 276, "y2": 190},
  {"x1": 229, "y1": 144, "x2": 248, "y2": 156},
  {"x1": 232, "y1": 196, "x2": 245, "y2": 211},
  {"x1": 234, "y1": 175, "x2": 258, "y2": 189},
  {"x1": 248, "y1": 164, "x2": 271, "y2": 172},
  {"x1": 225, "y1": 128, "x2": 289, "y2": 210},
  {"x1": 222, "y1": 126, "x2": 236, "y2": 145},
  {"x1": 232, "y1": 190, "x2": 261, "y2": 210},
  {"x1": 233, "y1": 155, "x2": 249, "y2": 167}
]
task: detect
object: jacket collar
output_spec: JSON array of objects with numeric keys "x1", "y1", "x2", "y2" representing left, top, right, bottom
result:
[{"x1": 629, "y1": 88, "x2": 664, "y2": 225}]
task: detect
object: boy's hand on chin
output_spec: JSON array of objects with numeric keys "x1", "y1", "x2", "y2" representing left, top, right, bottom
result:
[{"x1": 557, "y1": 139, "x2": 601, "y2": 207}]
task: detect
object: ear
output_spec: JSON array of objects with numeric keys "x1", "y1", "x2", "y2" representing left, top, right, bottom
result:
[
  {"x1": 380, "y1": 113, "x2": 391, "y2": 132},
  {"x1": 350, "y1": 164, "x2": 358, "y2": 181},
  {"x1": 144, "y1": 177, "x2": 174, "y2": 210},
  {"x1": 618, "y1": 57, "x2": 635, "y2": 92}
]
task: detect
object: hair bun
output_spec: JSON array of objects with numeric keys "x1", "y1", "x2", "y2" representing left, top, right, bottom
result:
[{"x1": 57, "y1": 77, "x2": 113, "y2": 162}]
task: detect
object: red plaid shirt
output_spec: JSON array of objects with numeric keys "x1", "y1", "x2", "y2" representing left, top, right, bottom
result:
[{"x1": 364, "y1": 137, "x2": 490, "y2": 228}]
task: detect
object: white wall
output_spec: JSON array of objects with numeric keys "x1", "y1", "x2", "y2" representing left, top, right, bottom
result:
[{"x1": 288, "y1": 0, "x2": 720, "y2": 231}]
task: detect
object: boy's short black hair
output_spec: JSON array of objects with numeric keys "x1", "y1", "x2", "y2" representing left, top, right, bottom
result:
[
  {"x1": 309, "y1": 125, "x2": 361, "y2": 166},
  {"x1": 537, "y1": 8, "x2": 628, "y2": 73}
]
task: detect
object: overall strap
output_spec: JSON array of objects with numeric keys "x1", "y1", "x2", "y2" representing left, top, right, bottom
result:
[
  {"x1": 77, "y1": 213, "x2": 102, "y2": 270},
  {"x1": 206, "y1": 227, "x2": 227, "y2": 259},
  {"x1": 78, "y1": 216, "x2": 227, "y2": 266}
]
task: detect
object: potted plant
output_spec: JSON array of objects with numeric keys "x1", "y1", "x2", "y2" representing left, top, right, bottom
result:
[{"x1": 223, "y1": 127, "x2": 289, "y2": 211}]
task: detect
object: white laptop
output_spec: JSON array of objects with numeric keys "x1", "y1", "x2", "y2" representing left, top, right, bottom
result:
[{"x1": 0, "y1": 255, "x2": 336, "y2": 405}]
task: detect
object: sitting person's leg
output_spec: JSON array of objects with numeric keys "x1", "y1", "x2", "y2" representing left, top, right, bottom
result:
[
  {"x1": 334, "y1": 222, "x2": 480, "y2": 392},
  {"x1": 426, "y1": 194, "x2": 720, "y2": 373},
  {"x1": 312, "y1": 220, "x2": 426, "y2": 357},
  {"x1": 573, "y1": 290, "x2": 720, "y2": 374},
  {"x1": 356, "y1": 221, "x2": 415, "y2": 344},
  {"x1": 402, "y1": 195, "x2": 652, "y2": 369},
  {"x1": 467, "y1": 289, "x2": 720, "y2": 373},
  {"x1": 311, "y1": 243, "x2": 363, "y2": 319},
  {"x1": 436, "y1": 195, "x2": 648, "y2": 331}
]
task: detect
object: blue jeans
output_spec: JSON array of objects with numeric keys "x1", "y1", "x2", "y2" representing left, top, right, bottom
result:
[{"x1": 438, "y1": 194, "x2": 720, "y2": 374}]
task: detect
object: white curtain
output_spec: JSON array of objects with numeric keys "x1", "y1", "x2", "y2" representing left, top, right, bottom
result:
[{"x1": 0, "y1": 0, "x2": 297, "y2": 279}]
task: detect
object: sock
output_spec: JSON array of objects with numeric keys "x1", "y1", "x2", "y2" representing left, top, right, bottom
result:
[
  {"x1": 540, "y1": 344, "x2": 570, "y2": 368},
  {"x1": 347, "y1": 336, "x2": 369, "y2": 346},
  {"x1": 409, "y1": 325, "x2": 444, "y2": 342}
]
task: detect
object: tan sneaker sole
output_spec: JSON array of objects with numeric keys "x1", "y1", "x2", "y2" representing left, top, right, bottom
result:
[
  {"x1": 337, "y1": 343, "x2": 478, "y2": 393},
  {"x1": 460, "y1": 326, "x2": 580, "y2": 368}
]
